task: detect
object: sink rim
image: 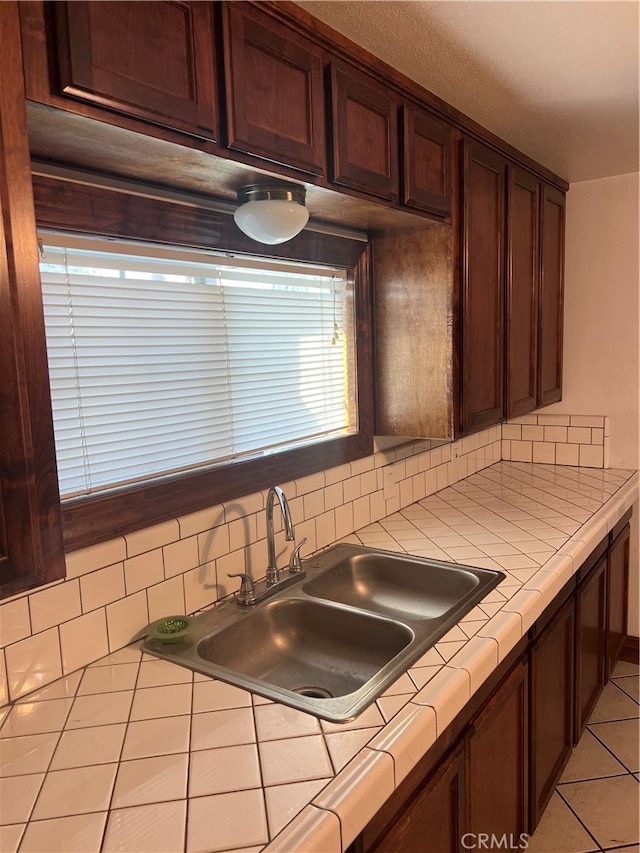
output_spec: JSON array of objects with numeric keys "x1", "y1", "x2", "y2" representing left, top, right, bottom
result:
[{"x1": 142, "y1": 544, "x2": 506, "y2": 722}]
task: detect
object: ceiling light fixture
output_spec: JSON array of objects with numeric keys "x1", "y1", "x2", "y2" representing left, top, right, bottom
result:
[{"x1": 233, "y1": 183, "x2": 309, "y2": 245}]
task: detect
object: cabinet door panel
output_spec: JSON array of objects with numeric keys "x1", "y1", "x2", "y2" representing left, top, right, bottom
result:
[
  {"x1": 607, "y1": 523, "x2": 630, "y2": 677},
  {"x1": 538, "y1": 184, "x2": 565, "y2": 405},
  {"x1": 530, "y1": 596, "x2": 575, "y2": 830},
  {"x1": 330, "y1": 65, "x2": 398, "y2": 201},
  {"x1": 368, "y1": 744, "x2": 465, "y2": 853},
  {"x1": 575, "y1": 554, "x2": 607, "y2": 740},
  {"x1": 223, "y1": 4, "x2": 325, "y2": 174},
  {"x1": 402, "y1": 104, "x2": 452, "y2": 216},
  {"x1": 461, "y1": 139, "x2": 506, "y2": 433},
  {"x1": 467, "y1": 659, "x2": 529, "y2": 840},
  {"x1": 507, "y1": 167, "x2": 539, "y2": 418},
  {"x1": 53, "y1": 1, "x2": 218, "y2": 138}
]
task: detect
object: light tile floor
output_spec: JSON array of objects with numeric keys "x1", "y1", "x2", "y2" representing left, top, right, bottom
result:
[{"x1": 528, "y1": 660, "x2": 640, "y2": 853}]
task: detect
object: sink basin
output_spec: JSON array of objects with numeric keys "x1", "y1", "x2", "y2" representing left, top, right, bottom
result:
[
  {"x1": 303, "y1": 551, "x2": 480, "y2": 621},
  {"x1": 143, "y1": 544, "x2": 504, "y2": 721},
  {"x1": 196, "y1": 598, "x2": 413, "y2": 700}
]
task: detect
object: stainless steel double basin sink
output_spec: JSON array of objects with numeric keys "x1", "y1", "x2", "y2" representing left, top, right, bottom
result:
[{"x1": 143, "y1": 544, "x2": 504, "y2": 722}]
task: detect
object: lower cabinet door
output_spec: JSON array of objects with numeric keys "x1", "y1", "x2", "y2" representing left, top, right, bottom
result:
[
  {"x1": 530, "y1": 595, "x2": 575, "y2": 830},
  {"x1": 607, "y1": 523, "x2": 630, "y2": 677},
  {"x1": 575, "y1": 553, "x2": 607, "y2": 741},
  {"x1": 467, "y1": 659, "x2": 529, "y2": 841},
  {"x1": 366, "y1": 742, "x2": 466, "y2": 853}
]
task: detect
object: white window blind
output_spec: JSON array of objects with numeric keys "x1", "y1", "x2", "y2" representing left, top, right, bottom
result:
[{"x1": 39, "y1": 233, "x2": 357, "y2": 498}]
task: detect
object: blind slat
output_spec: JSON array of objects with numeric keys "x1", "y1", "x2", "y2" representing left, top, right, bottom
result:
[{"x1": 40, "y1": 234, "x2": 357, "y2": 498}]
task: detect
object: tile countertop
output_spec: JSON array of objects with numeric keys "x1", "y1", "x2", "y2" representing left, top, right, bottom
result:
[{"x1": 0, "y1": 462, "x2": 637, "y2": 853}]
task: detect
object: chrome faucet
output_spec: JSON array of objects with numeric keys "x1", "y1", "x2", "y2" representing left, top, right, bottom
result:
[{"x1": 266, "y1": 485, "x2": 295, "y2": 585}]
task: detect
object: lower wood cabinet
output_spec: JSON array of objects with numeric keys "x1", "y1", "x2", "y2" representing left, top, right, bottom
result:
[
  {"x1": 575, "y1": 546, "x2": 608, "y2": 741},
  {"x1": 607, "y1": 520, "x2": 630, "y2": 678},
  {"x1": 466, "y1": 659, "x2": 529, "y2": 841},
  {"x1": 363, "y1": 742, "x2": 466, "y2": 853},
  {"x1": 529, "y1": 593, "x2": 575, "y2": 830},
  {"x1": 350, "y1": 515, "x2": 631, "y2": 851}
]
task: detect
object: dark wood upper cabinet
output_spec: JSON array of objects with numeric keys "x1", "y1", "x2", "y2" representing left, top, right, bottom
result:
[
  {"x1": 506, "y1": 166, "x2": 539, "y2": 419},
  {"x1": 401, "y1": 104, "x2": 452, "y2": 217},
  {"x1": 538, "y1": 184, "x2": 565, "y2": 406},
  {"x1": 49, "y1": 1, "x2": 219, "y2": 139},
  {"x1": 222, "y1": 3, "x2": 325, "y2": 175},
  {"x1": 0, "y1": 1, "x2": 66, "y2": 599},
  {"x1": 460, "y1": 138, "x2": 507, "y2": 434},
  {"x1": 466, "y1": 659, "x2": 529, "y2": 841},
  {"x1": 329, "y1": 63, "x2": 399, "y2": 201},
  {"x1": 607, "y1": 521, "x2": 630, "y2": 677}
]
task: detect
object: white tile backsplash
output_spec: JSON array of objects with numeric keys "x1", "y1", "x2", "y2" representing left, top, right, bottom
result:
[{"x1": 0, "y1": 416, "x2": 623, "y2": 707}]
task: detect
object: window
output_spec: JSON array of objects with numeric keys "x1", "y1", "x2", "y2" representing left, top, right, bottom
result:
[
  {"x1": 40, "y1": 233, "x2": 358, "y2": 499},
  {"x1": 32, "y1": 175, "x2": 373, "y2": 551}
]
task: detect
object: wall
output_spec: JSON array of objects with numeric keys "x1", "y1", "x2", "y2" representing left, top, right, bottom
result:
[{"x1": 545, "y1": 172, "x2": 640, "y2": 634}]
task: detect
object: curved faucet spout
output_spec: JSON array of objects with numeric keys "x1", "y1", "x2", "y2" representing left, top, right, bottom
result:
[{"x1": 266, "y1": 486, "x2": 295, "y2": 584}]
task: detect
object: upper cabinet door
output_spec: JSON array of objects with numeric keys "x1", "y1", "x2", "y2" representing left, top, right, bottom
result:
[
  {"x1": 222, "y1": 4, "x2": 325, "y2": 175},
  {"x1": 460, "y1": 139, "x2": 507, "y2": 434},
  {"x1": 51, "y1": 1, "x2": 218, "y2": 139},
  {"x1": 401, "y1": 104, "x2": 452, "y2": 217},
  {"x1": 329, "y1": 64, "x2": 399, "y2": 201},
  {"x1": 506, "y1": 166, "x2": 539, "y2": 419},
  {"x1": 538, "y1": 185, "x2": 565, "y2": 406}
]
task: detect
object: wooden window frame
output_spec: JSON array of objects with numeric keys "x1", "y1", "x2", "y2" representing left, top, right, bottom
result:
[{"x1": 32, "y1": 175, "x2": 374, "y2": 552}]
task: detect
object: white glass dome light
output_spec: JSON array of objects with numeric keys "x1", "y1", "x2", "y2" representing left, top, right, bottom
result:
[{"x1": 233, "y1": 184, "x2": 309, "y2": 245}]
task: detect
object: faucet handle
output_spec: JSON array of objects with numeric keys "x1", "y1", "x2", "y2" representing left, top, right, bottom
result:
[
  {"x1": 228, "y1": 573, "x2": 256, "y2": 606},
  {"x1": 288, "y1": 537, "x2": 308, "y2": 573}
]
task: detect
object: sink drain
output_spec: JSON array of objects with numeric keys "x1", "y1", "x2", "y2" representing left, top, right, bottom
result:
[{"x1": 293, "y1": 686, "x2": 333, "y2": 699}]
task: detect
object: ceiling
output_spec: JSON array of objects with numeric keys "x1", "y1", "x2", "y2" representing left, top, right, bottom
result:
[{"x1": 296, "y1": 0, "x2": 639, "y2": 184}]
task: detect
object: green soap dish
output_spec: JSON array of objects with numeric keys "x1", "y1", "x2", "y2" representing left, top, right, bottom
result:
[{"x1": 148, "y1": 615, "x2": 193, "y2": 644}]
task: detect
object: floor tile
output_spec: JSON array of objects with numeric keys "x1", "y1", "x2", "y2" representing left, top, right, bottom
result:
[
  {"x1": 111, "y1": 752, "x2": 188, "y2": 808},
  {"x1": 258, "y1": 735, "x2": 332, "y2": 786},
  {"x1": 121, "y1": 715, "x2": 191, "y2": 760},
  {"x1": 265, "y1": 779, "x2": 327, "y2": 837},
  {"x1": 19, "y1": 812, "x2": 107, "y2": 853},
  {"x1": 612, "y1": 661, "x2": 639, "y2": 678},
  {"x1": 189, "y1": 744, "x2": 261, "y2": 797},
  {"x1": 613, "y1": 674, "x2": 640, "y2": 702},
  {"x1": 49, "y1": 723, "x2": 127, "y2": 770},
  {"x1": 602, "y1": 846, "x2": 640, "y2": 853},
  {"x1": 103, "y1": 799, "x2": 186, "y2": 853},
  {"x1": 589, "y1": 718, "x2": 640, "y2": 772},
  {"x1": 560, "y1": 729, "x2": 628, "y2": 783},
  {"x1": 559, "y1": 775, "x2": 640, "y2": 849},
  {"x1": 31, "y1": 763, "x2": 117, "y2": 820},
  {"x1": 186, "y1": 789, "x2": 268, "y2": 853},
  {"x1": 587, "y1": 682, "x2": 639, "y2": 724},
  {"x1": 527, "y1": 791, "x2": 599, "y2": 853}
]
